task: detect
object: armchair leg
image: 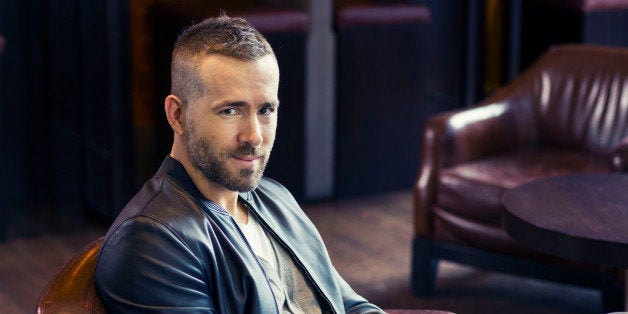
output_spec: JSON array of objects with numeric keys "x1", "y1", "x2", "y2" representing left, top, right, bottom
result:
[
  {"x1": 601, "y1": 276, "x2": 624, "y2": 313},
  {"x1": 411, "y1": 237, "x2": 438, "y2": 295}
]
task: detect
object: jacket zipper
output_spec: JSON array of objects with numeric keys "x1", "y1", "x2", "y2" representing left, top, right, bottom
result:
[
  {"x1": 231, "y1": 215, "x2": 281, "y2": 314},
  {"x1": 247, "y1": 207, "x2": 336, "y2": 314}
]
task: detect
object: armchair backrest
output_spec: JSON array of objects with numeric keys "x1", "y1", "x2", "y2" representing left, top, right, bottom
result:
[
  {"x1": 523, "y1": 45, "x2": 628, "y2": 154},
  {"x1": 37, "y1": 237, "x2": 106, "y2": 314}
]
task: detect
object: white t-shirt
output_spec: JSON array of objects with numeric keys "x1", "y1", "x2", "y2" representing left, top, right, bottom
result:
[
  {"x1": 237, "y1": 214, "x2": 323, "y2": 313},
  {"x1": 238, "y1": 213, "x2": 278, "y2": 272}
]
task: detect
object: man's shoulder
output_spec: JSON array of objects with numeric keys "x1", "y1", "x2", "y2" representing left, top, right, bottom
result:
[
  {"x1": 123, "y1": 175, "x2": 198, "y2": 215},
  {"x1": 108, "y1": 174, "x2": 208, "y2": 238}
]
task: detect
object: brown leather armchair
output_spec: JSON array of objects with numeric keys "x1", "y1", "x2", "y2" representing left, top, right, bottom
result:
[
  {"x1": 411, "y1": 45, "x2": 628, "y2": 310},
  {"x1": 37, "y1": 237, "x2": 105, "y2": 314}
]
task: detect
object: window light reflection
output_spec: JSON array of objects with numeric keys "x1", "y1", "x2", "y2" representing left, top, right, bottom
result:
[{"x1": 448, "y1": 103, "x2": 507, "y2": 130}]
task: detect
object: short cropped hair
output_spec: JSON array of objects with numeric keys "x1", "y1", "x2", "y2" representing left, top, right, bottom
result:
[{"x1": 170, "y1": 14, "x2": 275, "y2": 106}]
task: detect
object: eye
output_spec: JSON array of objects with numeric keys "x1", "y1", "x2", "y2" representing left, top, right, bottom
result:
[
  {"x1": 220, "y1": 108, "x2": 238, "y2": 115},
  {"x1": 259, "y1": 106, "x2": 276, "y2": 116}
]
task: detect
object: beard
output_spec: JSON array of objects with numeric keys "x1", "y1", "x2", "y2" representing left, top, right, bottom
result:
[{"x1": 184, "y1": 125, "x2": 271, "y2": 192}]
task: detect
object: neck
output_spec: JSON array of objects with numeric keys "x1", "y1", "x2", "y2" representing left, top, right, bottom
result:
[{"x1": 170, "y1": 146, "x2": 247, "y2": 223}]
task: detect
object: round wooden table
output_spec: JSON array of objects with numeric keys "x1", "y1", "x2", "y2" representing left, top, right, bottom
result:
[{"x1": 501, "y1": 173, "x2": 628, "y2": 309}]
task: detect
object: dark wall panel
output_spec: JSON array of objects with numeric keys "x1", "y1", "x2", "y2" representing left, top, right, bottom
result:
[
  {"x1": 335, "y1": 5, "x2": 431, "y2": 198},
  {"x1": 0, "y1": 0, "x2": 131, "y2": 239}
]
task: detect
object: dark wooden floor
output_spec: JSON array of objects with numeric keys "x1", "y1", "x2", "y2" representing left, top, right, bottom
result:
[{"x1": 0, "y1": 190, "x2": 602, "y2": 313}]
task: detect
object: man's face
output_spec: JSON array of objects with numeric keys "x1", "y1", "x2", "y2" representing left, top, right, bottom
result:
[{"x1": 183, "y1": 54, "x2": 279, "y2": 192}]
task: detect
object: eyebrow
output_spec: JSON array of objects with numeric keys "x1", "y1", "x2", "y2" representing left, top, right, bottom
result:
[
  {"x1": 215, "y1": 100, "x2": 280, "y2": 108},
  {"x1": 216, "y1": 101, "x2": 246, "y2": 108}
]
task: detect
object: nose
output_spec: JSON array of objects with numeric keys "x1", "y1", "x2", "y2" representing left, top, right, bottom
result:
[{"x1": 238, "y1": 115, "x2": 263, "y2": 147}]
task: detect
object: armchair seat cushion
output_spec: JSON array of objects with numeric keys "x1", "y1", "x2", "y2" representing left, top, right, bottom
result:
[
  {"x1": 432, "y1": 206, "x2": 525, "y2": 255},
  {"x1": 437, "y1": 148, "x2": 608, "y2": 224}
]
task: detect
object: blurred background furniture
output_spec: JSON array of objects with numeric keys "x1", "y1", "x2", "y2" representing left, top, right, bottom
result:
[
  {"x1": 37, "y1": 237, "x2": 105, "y2": 314},
  {"x1": 411, "y1": 44, "x2": 628, "y2": 312},
  {"x1": 503, "y1": 174, "x2": 628, "y2": 270},
  {"x1": 502, "y1": 173, "x2": 628, "y2": 311}
]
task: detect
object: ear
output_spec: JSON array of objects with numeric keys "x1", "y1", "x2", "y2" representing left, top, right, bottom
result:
[{"x1": 165, "y1": 95, "x2": 185, "y2": 135}]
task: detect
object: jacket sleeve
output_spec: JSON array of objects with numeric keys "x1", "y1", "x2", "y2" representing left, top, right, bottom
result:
[
  {"x1": 95, "y1": 216, "x2": 216, "y2": 313},
  {"x1": 331, "y1": 266, "x2": 385, "y2": 314}
]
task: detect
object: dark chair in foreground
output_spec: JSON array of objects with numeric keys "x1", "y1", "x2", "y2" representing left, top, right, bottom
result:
[
  {"x1": 37, "y1": 237, "x2": 105, "y2": 314},
  {"x1": 411, "y1": 44, "x2": 628, "y2": 311}
]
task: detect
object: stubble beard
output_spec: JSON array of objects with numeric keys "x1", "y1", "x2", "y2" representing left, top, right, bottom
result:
[{"x1": 184, "y1": 126, "x2": 270, "y2": 192}]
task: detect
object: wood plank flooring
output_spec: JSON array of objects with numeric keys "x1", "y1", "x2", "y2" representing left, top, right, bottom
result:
[{"x1": 0, "y1": 190, "x2": 602, "y2": 313}]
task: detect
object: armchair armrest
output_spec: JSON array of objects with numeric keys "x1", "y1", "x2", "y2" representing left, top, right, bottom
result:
[
  {"x1": 611, "y1": 136, "x2": 628, "y2": 172},
  {"x1": 414, "y1": 101, "x2": 535, "y2": 237},
  {"x1": 438, "y1": 102, "x2": 535, "y2": 166}
]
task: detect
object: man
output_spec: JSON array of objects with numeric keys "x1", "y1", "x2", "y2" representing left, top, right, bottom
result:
[{"x1": 95, "y1": 15, "x2": 384, "y2": 313}]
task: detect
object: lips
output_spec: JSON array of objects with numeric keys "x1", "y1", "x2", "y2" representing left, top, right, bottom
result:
[
  {"x1": 231, "y1": 155, "x2": 263, "y2": 168},
  {"x1": 231, "y1": 145, "x2": 266, "y2": 167},
  {"x1": 234, "y1": 155, "x2": 261, "y2": 162}
]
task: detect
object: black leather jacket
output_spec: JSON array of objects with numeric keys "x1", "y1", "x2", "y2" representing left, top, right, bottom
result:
[{"x1": 95, "y1": 156, "x2": 384, "y2": 313}]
